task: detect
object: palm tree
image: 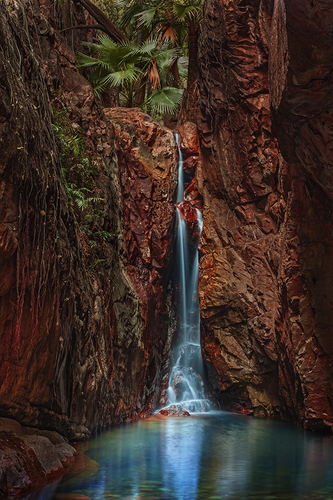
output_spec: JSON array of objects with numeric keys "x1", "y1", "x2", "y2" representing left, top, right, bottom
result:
[
  {"x1": 77, "y1": 34, "x2": 183, "y2": 114},
  {"x1": 119, "y1": 0, "x2": 203, "y2": 123}
]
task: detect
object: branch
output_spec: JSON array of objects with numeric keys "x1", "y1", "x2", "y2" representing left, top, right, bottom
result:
[
  {"x1": 74, "y1": 0, "x2": 128, "y2": 44},
  {"x1": 60, "y1": 24, "x2": 107, "y2": 33}
]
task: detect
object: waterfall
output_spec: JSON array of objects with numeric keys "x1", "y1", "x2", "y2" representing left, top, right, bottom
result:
[{"x1": 164, "y1": 133, "x2": 209, "y2": 414}]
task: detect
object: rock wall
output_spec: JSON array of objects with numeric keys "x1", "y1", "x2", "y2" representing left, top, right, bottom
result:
[
  {"x1": 0, "y1": 0, "x2": 176, "y2": 462},
  {"x1": 198, "y1": 0, "x2": 333, "y2": 431},
  {"x1": 104, "y1": 107, "x2": 177, "y2": 415}
]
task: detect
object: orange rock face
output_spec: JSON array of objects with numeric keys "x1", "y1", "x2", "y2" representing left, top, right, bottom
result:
[
  {"x1": 104, "y1": 107, "x2": 177, "y2": 278},
  {"x1": 183, "y1": 156, "x2": 199, "y2": 175},
  {"x1": 198, "y1": 0, "x2": 333, "y2": 431}
]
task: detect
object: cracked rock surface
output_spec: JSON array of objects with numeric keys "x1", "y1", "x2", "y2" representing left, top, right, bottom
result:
[{"x1": 198, "y1": 0, "x2": 333, "y2": 431}]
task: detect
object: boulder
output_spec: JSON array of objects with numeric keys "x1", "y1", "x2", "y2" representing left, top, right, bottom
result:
[
  {"x1": 0, "y1": 418, "x2": 75, "y2": 497},
  {"x1": 179, "y1": 122, "x2": 199, "y2": 156},
  {"x1": 158, "y1": 405, "x2": 191, "y2": 417},
  {"x1": 183, "y1": 155, "x2": 199, "y2": 175}
]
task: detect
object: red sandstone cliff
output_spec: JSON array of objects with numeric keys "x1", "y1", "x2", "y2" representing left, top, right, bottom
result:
[
  {"x1": 0, "y1": 0, "x2": 177, "y2": 494},
  {"x1": 198, "y1": 0, "x2": 333, "y2": 431}
]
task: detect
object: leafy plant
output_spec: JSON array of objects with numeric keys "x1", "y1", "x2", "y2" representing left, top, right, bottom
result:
[
  {"x1": 51, "y1": 108, "x2": 85, "y2": 161},
  {"x1": 77, "y1": 35, "x2": 183, "y2": 114},
  {"x1": 65, "y1": 185, "x2": 103, "y2": 211},
  {"x1": 90, "y1": 258, "x2": 106, "y2": 269},
  {"x1": 94, "y1": 230, "x2": 116, "y2": 242},
  {"x1": 52, "y1": 107, "x2": 115, "y2": 267},
  {"x1": 145, "y1": 86, "x2": 182, "y2": 114},
  {"x1": 81, "y1": 225, "x2": 116, "y2": 249},
  {"x1": 119, "y1": 0, "x2": 203, "y2": 120}
]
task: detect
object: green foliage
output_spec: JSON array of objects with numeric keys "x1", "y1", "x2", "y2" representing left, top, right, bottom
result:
[
  {"x1": 51, "y1": 108, "x2": 85, "y2": 162},
  {"x1": 94, "y1": 230, "x2": 116, "y2": 242},
  {"x1": 77, "y1": 34, "x2": 183, "y2": 114},
  {"x1": 52, "y1": 107, "x2": 114, "y2": 269},
  {"x1": 52, "y1": 107, "x2": 98, "y2": 187},
  {"x1": 81, "y1": 225, "x2": 117, "y2": 251},
  {"x1": 65, "y1": 184, "x2": 103, "y2": 211},
  {"x1": 173, "y1": 0, "x2": 203, "y2": 24},
  {"x1": 90, "y1": 258, "x2": 106, "y2": 269},
  {"x1": 145, "y1": 86, "x2": 182, "y2": 114},
  {"x1": 119, "y1": 0, "x2": 203, "y2": 48},
  {"x1": 94, "y1": 0, "x2": 121, "y2": 22},
  {"x1": 77, "y1": 37, "x2": 142, "y2": 105},
  {"x1": 118, "y1": 0, "x2": 203, "y2": 116}
]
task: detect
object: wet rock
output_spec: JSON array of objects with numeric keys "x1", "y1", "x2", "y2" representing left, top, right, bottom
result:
[
  {"x1": 179, "y1": 122, "x2": 199, "y2": 156},
  {"x1": 183, "y1": 156, "x2": 199, "y2": 175},
  {"x1": 177, "y1": 201, "x2": 202, "y2": 244},
  {"x1": 158, "y1": 405, "x2": 191, "y2": 417},
  {"x1": 184, "y1": 178, "x2": 201, "y2": 204}
]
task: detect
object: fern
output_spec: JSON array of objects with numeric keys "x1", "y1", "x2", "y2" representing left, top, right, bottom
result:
[
  {"x1": 94, "y1": 230, "x2": 116, "y2": 242},
  {"x1": 89, "y1": 240, "x2": 98, "y2": 249},
  {"x1": 91, "y1": 258, "x2": 106, "y2": 269}
]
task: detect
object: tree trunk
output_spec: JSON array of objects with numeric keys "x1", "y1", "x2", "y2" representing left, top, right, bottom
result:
[
  {"x1": 74, "y1": 0, "x2": 127, "y2": 43},
  {"x1": 134, "y1": 79, "x2": 146, "y2": 107}
]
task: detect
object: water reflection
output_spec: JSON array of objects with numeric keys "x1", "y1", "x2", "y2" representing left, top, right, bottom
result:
[
  {"x1": 163, "y1": 417, "x2": 204, "y2": 498},
  {"x1": 28, "y1": 412, "x2": 333, "y2": 500}
]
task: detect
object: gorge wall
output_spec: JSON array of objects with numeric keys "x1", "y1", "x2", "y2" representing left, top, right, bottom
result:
[
  {"x1": 1, "y1": 0, "x2": 333, "y2": 494},
  {"x1": 0, "y1": 0, "x2": 177, "y2": 492},
  {"x1": 198, "y1": 0, "x2": 333, "y2": 432}
]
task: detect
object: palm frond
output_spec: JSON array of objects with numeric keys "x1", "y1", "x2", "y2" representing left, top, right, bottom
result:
[
  {"x1": 136, "y1": 7, "x2": 158, "y2": 28},
  {"x1": 76, "y1": 53, "x2": 102, "y2": 69},
  {"x1": 178, "y1": 56, "x2": 188, "y2": 78},
  {"x1": 100, "y1": 67, "x2": 142, "y2": 88},
  {"x1": 136, "y1": 38, "x2": 159, "y2": 55},
  {"x1": 147, "y1": 60, "x2": 161, "y2": 89},
  {"x1": 173, "y1": 2, "x2": 202, "y2": 22},
  {"x1": 159, "y1": 24, "x2": 178, "y2": 43},
  {"x1": 145, "y1": 86, "x2": 183, "y2": 114},
  {"x1": 168, "y1": 58, "x2": 180, "y2": 86},
  {"x1": 119, "y1": 3, "x2": 144, "y2": 28},
  {"x1": 155, "y1": 47, "x2": 179, "y2": 67},
  {"x1": 92, "y1": 82, "x2": 107, "y2": 98},
  {"x1": 96, "y1": 33, "x2": 118, "y2": 51}
]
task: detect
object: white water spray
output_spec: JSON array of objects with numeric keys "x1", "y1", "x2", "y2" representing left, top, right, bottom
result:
[{"x1": 164, "y1": 134, "x2": 209, "y2": 413}]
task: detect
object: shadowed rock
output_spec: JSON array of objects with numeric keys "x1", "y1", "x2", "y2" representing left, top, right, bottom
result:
[{"x1": 198, "y1": 0, "x2": 333, "y2": 432}]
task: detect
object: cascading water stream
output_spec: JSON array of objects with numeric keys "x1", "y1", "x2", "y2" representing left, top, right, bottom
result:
[{"x1": 164, "y1": 133, "x2": 209, "y2": 414}]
